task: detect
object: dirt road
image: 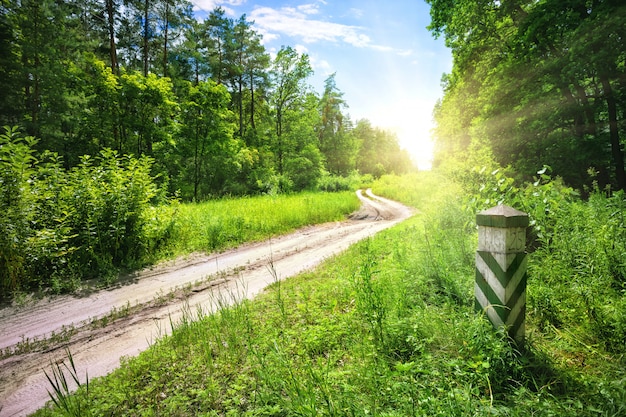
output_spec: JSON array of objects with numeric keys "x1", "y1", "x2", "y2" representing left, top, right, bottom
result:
[{"x1": 0, "y1": 190, "x2": 412, "y2": 416}]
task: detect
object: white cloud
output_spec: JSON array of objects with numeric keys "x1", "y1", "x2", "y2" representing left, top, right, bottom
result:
[
  {"x1": 190, "y1": 0, "x2": 244, "y2": 16},
  {"x1": 297, "y1": 3, "x2": 321, "y2": 15},
  {"x1": 307, "y1": 53, "x2": 333, "y2": 76},
  {"x1": 191, "y1": 0, "x2": 245, "y2": 8},
  {"x1": 259, "y1": 31, "x2": 280, "y2": 44},
  {"x1": 249, "y1": 5, "x2": 371, "y2": 47},
  {"x1": 192, "y1": 1, "x2": 407, "y2": 55},
  {"x1": 249, "y1": 4, "x2": 411, "y2": 55},
  {"x1": 316, "y1": 59, "x2": 333, "y2": 76},
  {"x1": 294, "y1": 44, "x2": 309, "y2": 54}
]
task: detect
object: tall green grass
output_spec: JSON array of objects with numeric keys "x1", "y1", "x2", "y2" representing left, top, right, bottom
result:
[
  {"x1": 157, "y1": 191, "x2": 361, "y2": 258},
  {"x1": 34, "y1": 172, "x2": 626, "y2": 416}
]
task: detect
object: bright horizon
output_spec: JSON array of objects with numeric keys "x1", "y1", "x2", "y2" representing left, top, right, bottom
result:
[{"x1": 191, "y1": 0, "x2": 452, "y2": 170}]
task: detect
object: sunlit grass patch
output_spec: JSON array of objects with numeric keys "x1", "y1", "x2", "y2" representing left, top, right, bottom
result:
[{"x1": 156, "y1": 191, "x2": 360, "y2": 259}]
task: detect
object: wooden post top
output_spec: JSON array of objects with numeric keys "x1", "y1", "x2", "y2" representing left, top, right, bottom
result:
[{"x1": 476, "y1": 205, "x2": 529, "y2": 228}]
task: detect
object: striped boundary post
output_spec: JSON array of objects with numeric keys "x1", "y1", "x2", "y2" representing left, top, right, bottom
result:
[{"x1": 475, "y1": 205, "x2": 529, "y2": 342}]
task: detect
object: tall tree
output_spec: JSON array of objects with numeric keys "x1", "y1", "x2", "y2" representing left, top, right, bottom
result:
[
  {"x1": 177, "y1": 80, "x2": 238, "y2": 199},
  {"x1": 172, "y1": 19, "x2": 209, "y2": 85},
  {"x1": 105, "y1": 0, "x2": 120, "y2": 75},
  {"x1": 118, "y1": 71, "x2": 178, "y2": 155},
  {"x1": 269, "y1": 46, "x2": 313, "y2": 174},
  {"x1": 203, "y1": 7, "x2": 233, "y2": 85},
  {"x1": 354, "y1": 119, "x2": 413, "y2": 177},
  {"x1": 0, "y1": 0, "x2": 22, "y2": 125},
  {"x1": 155, "y1": 0, "x2": 192, "y2": 77},
  {"x1": 317, "y1": 73, "x2": 355, "y2": 175},
  {"x1": 229, "y1": 15, "x2": 270, "y2": 142}
]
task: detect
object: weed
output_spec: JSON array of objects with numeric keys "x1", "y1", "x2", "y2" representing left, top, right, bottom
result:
[
  {"x1": 351, "y1": 239, "x2": 386, "y2": 351},
  {"x1": 44, "y1": 349, "x2": 91, "y2": 417}
]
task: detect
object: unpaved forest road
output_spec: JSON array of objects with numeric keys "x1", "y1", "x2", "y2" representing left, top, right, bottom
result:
[{"x1": 0, "y1": 190, "x2": 412, "y2": 417}]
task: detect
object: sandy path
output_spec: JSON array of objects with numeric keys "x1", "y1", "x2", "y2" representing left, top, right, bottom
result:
[{"x1": 0, "y1": 190, "x2": 412, "y2": 416}]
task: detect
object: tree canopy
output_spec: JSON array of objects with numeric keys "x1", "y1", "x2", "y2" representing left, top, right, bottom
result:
[
  {"x1": 0, "y1": 0, "x2": 415, "y2": 200},
  {"x1": 427, "y1": 0, "x2": 626, "y2": 192}
]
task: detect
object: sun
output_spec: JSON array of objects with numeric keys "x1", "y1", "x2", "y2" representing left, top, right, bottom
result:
[{"x1": 367, "y1": 99, "x2": 435, "y2": 170}]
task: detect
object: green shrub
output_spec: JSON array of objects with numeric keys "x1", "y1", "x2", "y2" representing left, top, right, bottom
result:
[
  {"x1": 66, "y1": 149, "x2": 166, "y2": 280},
  {"x1": 316, "y1": 170, "x2": 366, "y2": 192},
  {"x1": 0, "y1": 126, "x2": 38, "y2": 293},
  {"x1": 0, "y1": 127, "x2": 171, "y2": 295}
]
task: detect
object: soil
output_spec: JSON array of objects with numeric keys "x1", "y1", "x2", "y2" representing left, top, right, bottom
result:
[{"x1": 0, "y1": 190, "x2": 412, "y2": 417}]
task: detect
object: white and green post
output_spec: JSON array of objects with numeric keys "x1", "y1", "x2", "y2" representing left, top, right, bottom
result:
[{"x1": 475, "y1": 205, "x2": 529, "y2": 342}]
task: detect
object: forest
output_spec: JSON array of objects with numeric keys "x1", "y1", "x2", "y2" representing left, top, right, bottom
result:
[
  {"x1": 0, "y1": 0, "x2": 416, "y2": 294},
  {"x1": 427, "y1": 0, "x2": 626, "y2": 193},
  {"x1": 0, "y1": 0, "x2": 413, "y2": 200}
]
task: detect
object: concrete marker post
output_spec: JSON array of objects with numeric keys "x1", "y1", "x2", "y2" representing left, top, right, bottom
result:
[{"x1": 475, "y1": 205, "x2": 529, "y2": 342}]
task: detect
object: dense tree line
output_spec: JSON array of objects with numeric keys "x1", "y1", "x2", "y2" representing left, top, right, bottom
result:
[
  {"x1": 427, "y1": 0, "x2": 626, "y2": 192},
  {"x1": 0, "y1": 0, "x2": 413, "y2": 200}
]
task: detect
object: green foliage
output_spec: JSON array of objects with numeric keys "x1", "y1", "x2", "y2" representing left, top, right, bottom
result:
[
  {"x1": 64, "y1": 150, "x2": 166, "y2": 280},
  {"x1": 0, "y1": 127, "x2": 171, "y2": 295},
  {"x1": 1, "y1": 1, "x2": 407, "y2": 201},
  {"x1": 316, "y1": 170, "x2": 367, "y2": 192},
  {"x1": 0, "y1": 126, "x2": 38, "y2": 292},
  {"x1": 528, "y1": 189, "x2": 626, "y2": 353},
  {"x1": 175, "y1": 79, "x2": 240, "y2": 200},
  {"x1": 428, "y1": 0, "x2": 626, "y2": 192},
  {"x1": 317, "y1": 73, "x2": 357, "y2": 176},
  {"x1": 354, "y1": 119, "x2": 414, "y2": 178},
  {"x1": 118, "y1": 71, "x2": 179, "y2": 156}
]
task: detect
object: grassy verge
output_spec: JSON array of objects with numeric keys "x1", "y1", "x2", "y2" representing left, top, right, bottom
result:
[
  {"x1": 34, "y1": 172, "x2": 626, "y2": 416},
  {"x1": 148, "y1": 191, "x2": 361, "y2": 262}
]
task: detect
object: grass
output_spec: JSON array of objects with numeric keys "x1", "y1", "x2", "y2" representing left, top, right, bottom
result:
[
  {"x1": 149, "y1": 191, "x2": 361, "y2": 261},
  {"x1": 33, "y1": 172, "x2": 626, "y2": 416}
]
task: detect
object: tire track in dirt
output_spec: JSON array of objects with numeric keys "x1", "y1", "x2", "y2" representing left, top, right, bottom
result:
[{"x1": 0, "y1": 190, "x2": 412, "y2": 417}]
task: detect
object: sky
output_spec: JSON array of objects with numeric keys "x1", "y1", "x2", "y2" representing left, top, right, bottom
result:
[{"x1": 190, "y1": 0, "x2": 452, "y2": 169}]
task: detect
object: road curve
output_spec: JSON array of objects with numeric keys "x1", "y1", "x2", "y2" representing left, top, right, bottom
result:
[{"x1": 0, "y1": 190, "x2": 412, "y2": 417}]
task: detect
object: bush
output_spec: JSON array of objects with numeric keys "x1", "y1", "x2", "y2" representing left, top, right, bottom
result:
[
  {"x1": 75, "y1": 152, "x2": 164, "y2": 267},
  {"x1": 0, "y1": 126, "x2": 172, "y2": 295},
  {"x1": 0, "y1": 126, "x2": 38, "y2": 293},
  {"x1": 316, "y1": 170, "x2": 368, "y2": 192}
]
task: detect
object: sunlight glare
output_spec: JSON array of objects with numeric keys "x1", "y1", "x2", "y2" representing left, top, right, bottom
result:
[{"x1": 368, "y1": 98, "x2": 435, "y2": 170}]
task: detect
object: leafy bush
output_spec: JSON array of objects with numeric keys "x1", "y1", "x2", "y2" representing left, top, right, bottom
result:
[
  {"x1": 0, "y1": 126, "x2": 172, "y2": 295},
  {"x1": 0, "y1": 126, "x2": 38, "y2": 292},
  {"x1": 65, "y1": 150, "x2": 167, "y2": 280},
  {"x1": 316, "y1": 170, "x2": 369, "y2": 192}
]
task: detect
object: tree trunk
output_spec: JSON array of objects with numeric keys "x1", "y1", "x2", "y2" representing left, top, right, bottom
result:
[
  {"x1": 162, "y1": 0, "x2": 169, "y2": 77},
  {"x1": 194, "y1": 117, "x2": 199, "y2": 201},
  {"x1": 249, "y1": 70, "x2": 255, "y2": 132},
  {"x1": 601, "y1": 75, "x2": 626, "y2": 191},
  {"x1": 106, "y1": 0, "x2": 119, "y2": 76},
  {"x1": 142, "y1": 0, "x2": 149, "y2": 77},
  {"x1": 276, "y1": 107, "x2": 283, "y2": 174},
  {"x1": 562, "y1": 84, "x2": 584, "y2": 139},
  {"x1": 238, "y1": 73, "x2": 244, "y2": 138},
  {"x1": 573, "y1": 82, "x2": 596, "y2": 136}
]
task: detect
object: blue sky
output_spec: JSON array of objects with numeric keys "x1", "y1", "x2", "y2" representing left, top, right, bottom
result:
[{"x1": 191, "y1": 0, "x2": 452, "y2": 169}]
